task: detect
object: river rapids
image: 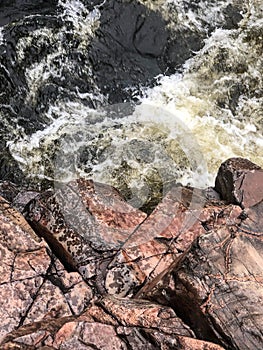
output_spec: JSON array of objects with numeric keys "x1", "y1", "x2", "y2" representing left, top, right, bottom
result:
[{"x1": 0, "y1": 0, "x2": 262, "y2": 211}]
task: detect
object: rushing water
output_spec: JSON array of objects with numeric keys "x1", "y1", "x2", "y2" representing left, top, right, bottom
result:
[{"x1": 0, "y1": 0, "x2": 262, "y2": 211}]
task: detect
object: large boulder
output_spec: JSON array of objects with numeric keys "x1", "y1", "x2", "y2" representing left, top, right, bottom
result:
[
  {"x1": 215, "y1": 157, "x2": 263, "y2": 208},
  {"x1": 87, "y1": 0, "x2": 169, "y2": 103}
]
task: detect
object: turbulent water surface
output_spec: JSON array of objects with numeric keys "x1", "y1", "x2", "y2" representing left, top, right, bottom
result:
[{"x1": 0, "y1": 0, "x2": 262, "y2": 210}]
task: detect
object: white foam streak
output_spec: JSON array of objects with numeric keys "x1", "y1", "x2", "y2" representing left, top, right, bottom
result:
[
  {"x1": 0, "y1": 28, "x2": 4, "y2": 45},
  {"x1": 59, "y1": 0, "x2": 100, "y2": 40}
]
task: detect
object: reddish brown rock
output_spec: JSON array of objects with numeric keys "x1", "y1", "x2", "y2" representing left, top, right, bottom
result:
[
  {"x1": 24, "y1": 177, "x2": 243, "y2": 299},
  {"x1": 24, "y1": 181, "x2": 227, "y2": 297},
  {"x1": 176, "y1": 337, "x2": 225, "y2": 350},
  {"x1": 2, "y1": 158, "x2": 262, "y2": 349},
  {"x1": 215, "y1": 157, "x2": 263, "y2": 208},
  {"x1": 24, "y1": 179, "x2": 147, "y2": 290},
  {"x1": 1, "y1": 295, "x2": 225, "y2": 350},
  {"x1": 106, "y1": 187, "x2": 242, "y2": 297},
  {"x1": 0, "y1": 196, "x2": 92, "y2": 343},
  {"x1": 239, "y1": 200, "x2": 263, "y2": 236},
  {"x1": 144, "y1": 203, "x2": 263, "y2": 350}
]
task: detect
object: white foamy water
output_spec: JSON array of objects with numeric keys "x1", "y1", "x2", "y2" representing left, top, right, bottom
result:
[
  {"x1": 15, "y1": 1, "x2": 101, "y2": 105},
  {"x1": 58, "y1": 0, "x2": 100, "y2": 43},
  {"x1": 138, "y1": 26, "x2": 263, "y2": 178},
  {"x1": 0, "y1": 28, "x2": 3, "y2": 45},
  {"x1": 6, "y1": 0, "x2": 263, "y2": 208}
]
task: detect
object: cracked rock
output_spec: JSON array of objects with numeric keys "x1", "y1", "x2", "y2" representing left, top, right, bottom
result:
[
  {"x1": 1, "y1": 295, "x2": 224, "y2": 350},
  {"x1": 0, "y1": 157, "x2": 262, "y2": 349},
  {"x1": 141, "y1": 194, "x2": 262, "y2": 348},
  {"x1": 24, "y1": 179, "x2": 147, "y2": 292},
  {"x1": 0, "y1": 196, "x2": 92, "y2": 343},
  {"x1": 167, "y1": 224, "x2": 263, "y2": 350},
  {"x1": 106, "y1": 188, "x2": 242, "y2": 298}
]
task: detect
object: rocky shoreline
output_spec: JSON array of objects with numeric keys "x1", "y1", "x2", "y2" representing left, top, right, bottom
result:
[{"x1": 0, "y1": 157, "x2": 262, "y2": 349}]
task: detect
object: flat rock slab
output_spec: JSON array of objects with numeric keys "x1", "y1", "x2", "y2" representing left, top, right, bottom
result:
[
  {"x1": 0, "y1": 196, "x2": 92, "y2": 344},
  {"x1": 149, "y1": 206, "x2": 263, "y2": 350},
  {"x1": 1, "y1": 296, "x2": 224, "y2": 350},
  {"x1": 106, "y1": 188, "x2": 242, "y2": 297},
  {"x1": 24, "y1": 179, "x2": 147, "y2": 291}
]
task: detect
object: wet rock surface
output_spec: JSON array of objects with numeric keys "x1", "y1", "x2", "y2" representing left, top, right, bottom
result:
[
  {"x1": 0, "y1": 0, "x2": 58, "y2": 27},
  {"x1": 0, "y1": 181, "x2": 20, "y2": 203},
  {"x1": 0, "y1": 157, "x2": 262, "y2": 349},
  {"x1": 88, "y1": 0, "x2": 169, "y2": 103},
  {"x1": 0, "y1": 145, "x2": 26, "y2": 185}
]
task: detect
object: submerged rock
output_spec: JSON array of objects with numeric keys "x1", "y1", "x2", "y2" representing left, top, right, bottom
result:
[{"x1": 87, "y1": 0, "x2": 169, "y2": 103}]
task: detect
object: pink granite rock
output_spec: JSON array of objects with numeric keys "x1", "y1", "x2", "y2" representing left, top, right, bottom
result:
[
  {"x1": 165, "y1": 223, "x2": 263, "y2": 350},
  {"x1": 105, "y1": 188, "x2": 242, "y2": 297},
  {"x1": 0, "y1": 196, "x2": 92, "y2": 343},
  {"x1": 1, "y1": 158, "x2": 262, "y2": 350},
  {"x1": 24, "y1": 179, "x2": 147, "y2": 291},
  {"x1": 1, "y1": 295, "x2": 225, "y2": 350},
  {"x1": 140, "y1": 199, "x2": 263, "y2": 349}
]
